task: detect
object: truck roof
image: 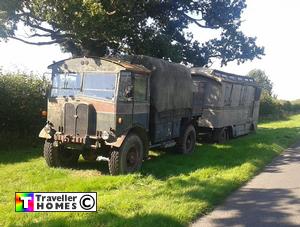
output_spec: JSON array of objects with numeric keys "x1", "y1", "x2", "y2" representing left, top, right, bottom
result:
[
  {"x1": 103, "y1": 57, "x2": 151, "y2": 75},
  {"x1": 191, "y1": 67, "x2": 257, "y2": 85},
  {"x1": 48, "y1": 57, "x2": 151, "y2": 75}
]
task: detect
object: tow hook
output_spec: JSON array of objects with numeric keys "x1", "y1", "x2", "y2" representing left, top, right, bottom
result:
[{"x1": 96, "y1": 156, "x2": 110, "y2": 162}]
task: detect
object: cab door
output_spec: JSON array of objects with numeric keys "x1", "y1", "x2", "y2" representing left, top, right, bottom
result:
[
  {"x1": 132, "y1": 74, "x2": 150, "y2": 130},
  {"x1": 116, "y1": 71, "x2": 133, "y2": 133}
]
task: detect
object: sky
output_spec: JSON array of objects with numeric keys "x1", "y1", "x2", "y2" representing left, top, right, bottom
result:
[{"x1": 0, "y1": 0, "x2": 299, "y2": 100}]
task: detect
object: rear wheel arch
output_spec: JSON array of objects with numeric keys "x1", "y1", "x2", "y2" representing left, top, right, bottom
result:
[{"x1": 180, "y1": 117, "x2": 193, "y2": 130}]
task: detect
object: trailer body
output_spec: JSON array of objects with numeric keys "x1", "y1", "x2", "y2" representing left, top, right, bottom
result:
[{"x1": 191, "y1": 68, "x2": 261, "y2": 139}]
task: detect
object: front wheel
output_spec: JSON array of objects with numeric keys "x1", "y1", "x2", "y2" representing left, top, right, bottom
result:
[
  {"x1": 43, "y1": 141, "x2": 79, "y2": 167},
  {"x1": 108, "y1": 134, "x2": 144, "y2": 175}
]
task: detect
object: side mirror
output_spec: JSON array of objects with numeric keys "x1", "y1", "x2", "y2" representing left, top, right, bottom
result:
[
  {"x1": 124, "y1": 85, "x2": 133, "y2": 100},
  {"x1": 42, "y1": 73, "x2": 52, "y2": 97},
  {"x1": 41, "y1": 81, "x2": 51, "y2": 97}
]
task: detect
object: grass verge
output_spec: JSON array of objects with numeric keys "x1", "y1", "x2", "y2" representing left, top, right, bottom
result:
[{"x1": 1, "y1": 115, "x2": 300, "y2": 227}]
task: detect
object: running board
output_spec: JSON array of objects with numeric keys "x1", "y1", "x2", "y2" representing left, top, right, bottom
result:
[{"x1": 150, "y1": 140, "x2": 176, "y2": 149}]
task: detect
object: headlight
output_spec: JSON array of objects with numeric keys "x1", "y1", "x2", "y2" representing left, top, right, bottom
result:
[
  {"x1": 101, "y1": 131, "x2": 110, "y2": 140},
  {"x1": 44, "y1": 124, "x2": 52, "y2": 134}
]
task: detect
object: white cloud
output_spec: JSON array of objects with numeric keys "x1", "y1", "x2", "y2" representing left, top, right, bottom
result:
[{"x1": 0, "y1": 39, "x2": 70, "y2": 75}]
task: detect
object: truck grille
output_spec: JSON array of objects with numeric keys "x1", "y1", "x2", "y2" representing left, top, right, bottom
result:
[{"x1": 64, "y1": 103, "x2": 96, "y2": 137}]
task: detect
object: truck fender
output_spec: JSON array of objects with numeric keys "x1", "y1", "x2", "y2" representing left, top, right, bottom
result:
[
  {"x1": 105, "y1": 127, "x2": 149, "y2": 159},
  {"x1": 105, "y1": 134, "x2": 127, "y2": 148}
]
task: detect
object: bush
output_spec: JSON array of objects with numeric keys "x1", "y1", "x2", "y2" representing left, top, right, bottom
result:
[
  {"x1": 259, "y1": 94, "x2": 300, "y2": 120},
  {"x1": 0, "y1": 73, "x2": 47, "y2": 140},
  {"x1": 259, "y1": 94, "x2": 283, "y2": 116},
  {"x1": 248, "y1": 69, "x2": 300, "y2": 119}
]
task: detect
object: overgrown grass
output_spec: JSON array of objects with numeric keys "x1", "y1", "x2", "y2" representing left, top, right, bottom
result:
[{"x1": 1, "y1": 115, "x2": 300, "y2": 227}]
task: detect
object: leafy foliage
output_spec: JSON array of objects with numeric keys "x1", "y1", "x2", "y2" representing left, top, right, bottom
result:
[
  {"x1": 248, "y1": 69, "x2": 300, "y2": 118},
  {"x1": 0, "y1": 0, "x2": 264, "y2": 66},
  {"x1": 248, "y1": 69, "x2": 273, "y2": 96},
  {"x1": 259, "y1": 95, "x2": 282, "y2": 117},
  {"x1": 0, "y1": 72, "x2": 47, "y2": 137}
]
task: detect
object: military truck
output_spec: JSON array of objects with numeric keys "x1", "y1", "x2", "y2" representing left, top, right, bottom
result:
[
  {"x1": 39, "y1": 55, "x2": 260, "y2": 175},
  {"x1": 39, "y1": 56, "x2": 198, "y2": 175},
  {"x1": 191, "y1": 68, "x2": 261, "y2": 142}
]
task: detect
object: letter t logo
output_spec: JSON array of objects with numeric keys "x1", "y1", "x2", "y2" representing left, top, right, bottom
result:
[
  {"x1": 20, "y1": 196, "x2": 32, "y2": 209},
  {"x1": 16, "y1": 193, "x2": 34, "y2": 212}
]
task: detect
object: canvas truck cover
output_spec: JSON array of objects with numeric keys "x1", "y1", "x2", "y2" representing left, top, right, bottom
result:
[{"x1": 125, "y1": 55, "x2": 193, "y2": 113}]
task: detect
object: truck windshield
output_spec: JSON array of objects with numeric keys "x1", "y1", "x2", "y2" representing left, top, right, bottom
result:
[
  {"x1": 82, "y1": 72, "x2": 116, "y2": 100},
  {"x1": 51, "y1": 72, "x2": 117, "y2": 100},
  {"x1": 51, "y1": 73, "x2": 81, "y2": 97}
]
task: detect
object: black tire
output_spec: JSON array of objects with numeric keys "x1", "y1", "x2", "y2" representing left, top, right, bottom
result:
[
  {"x1": 176, "y1": 124, "x2": 196, "y2": 154},
  {"x1": 213, "y1": 127, "x2": 229, "y2": 143},
  {"x1": 44, "y1": 140, "x2": 58, "y2": 167},
  {"x1": 43, "y1": 140, "x2": 79, "y2": 167},
  {"x1": 108, "y1": 134, "x2": 144, "y2": 175},
  {"x1": 82, "y1": 151, "x2": 98, "y2": 161},
  {"x1": 250, "y1": 123, "x2": 257, "y2": 134}
]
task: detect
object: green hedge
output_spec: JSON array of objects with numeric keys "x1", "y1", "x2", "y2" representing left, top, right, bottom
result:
[
  {"x1": 0, "y1": 73, "x2": 47, "y2": 139},
  {"x1": 259, "y1": 94, "x2": 300, "y2": 119}
]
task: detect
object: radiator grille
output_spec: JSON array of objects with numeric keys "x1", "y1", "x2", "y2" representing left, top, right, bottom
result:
[
  {"x1": 64, "y1": 103, "x2": 93, "y2": 137},
  {"x1": 76, "y1": 104, "x2": 89, "y2": 136},
  {"x1": 64, "y1": 103, "x2": 76, "y2": 135}
]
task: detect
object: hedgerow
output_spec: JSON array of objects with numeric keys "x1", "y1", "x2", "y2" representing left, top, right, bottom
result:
[{"x1": 0, "y1": 72, "x2": 47, "y2": 140}]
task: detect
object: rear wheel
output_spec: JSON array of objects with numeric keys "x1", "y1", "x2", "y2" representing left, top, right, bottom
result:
[
  {"x1": 43, "y1": 140, "x2": 79, "y2": 167},
  {"x1": 176, "y1": 124, "x2": 196, "y2": 154},
  {"x1": 250, "y1": 123, "x2": 257, "y2": 133},
  {"x1": 108, "y1": 134, "x2": 144, "y2": 175},
  {"x1": 213, "y1": 127, "x2": 230, "y2": 143}
]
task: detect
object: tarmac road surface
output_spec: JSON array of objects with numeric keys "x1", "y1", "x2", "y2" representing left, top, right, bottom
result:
[{"x1": 191, "y1": 141, "x2": 300, "y2": 227}]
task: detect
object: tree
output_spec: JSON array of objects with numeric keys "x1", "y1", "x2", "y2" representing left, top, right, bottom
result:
[
  {"x1": 0, "y1": 0, "x2": 264, "y2": 66},
  {"x1": 248, "y1": 69, "x2": 273, "y2": 96}
]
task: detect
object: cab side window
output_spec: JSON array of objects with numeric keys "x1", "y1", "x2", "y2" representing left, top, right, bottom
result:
[
  {"x1": 134, "y1": 74, "x2": 148, "y2": 102},
  {"x1": 118, "y1": 72, "x2": 133, "y2": 101}
]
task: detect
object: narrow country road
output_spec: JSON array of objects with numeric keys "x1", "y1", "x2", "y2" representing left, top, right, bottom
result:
[{"x1": 191, "y1": 141, "x2": 300, "y2": 227}]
